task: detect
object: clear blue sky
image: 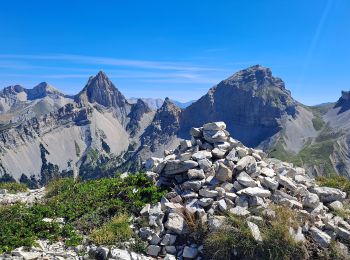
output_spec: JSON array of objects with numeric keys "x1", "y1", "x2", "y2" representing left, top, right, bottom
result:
[{"x1": 0, "y1": 0, "x2": 349, "y2": 104}]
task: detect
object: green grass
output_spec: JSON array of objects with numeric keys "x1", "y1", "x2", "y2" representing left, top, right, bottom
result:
[
  {"x1": 204, "y1": 207, "x2": 308, "y2": 260},
  {"x1": 90, "y1": 214, "x2": 132, "y2": 245},
  {"x1": 317, "y1": 175, "x2": 350, "y2": 195},
  {"x1": 0, "y1": 182, "x2": 28, "y2": 193},
  {"x1": 0, "y1": 173, "x2": 166, "y2": 253},
  {"x1": 268, "y1": 138, "x2": 295, "y2": 163},
  {"x1": 306, "y1": 103, "x2": 335, "y2": 116},
  {"x1": 290, "y1": 139, "x2": 337, "y2": 176},
  {"x1": 312, "y1": 116, "x2": 325, "y2": 131},
  {"x1": 45, "y1": 174, "x2": 166, "y2": 232}
]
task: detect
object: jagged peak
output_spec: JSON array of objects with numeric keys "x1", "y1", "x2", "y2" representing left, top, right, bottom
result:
[
  {"x1": 341, "y1": 90, "x2": 350, "y2": 101},
  {"x1": 96, "y1": 70, "x2": 108, "y2": 79},
  {"x1": 161, "y1": 97, "x2": 181, "y2": 110},
  {"x1": 85, "y1": 71, "x2": 114, "y2": 90},
  {"x1": 334, "y1": 90, "x2": 350, "y2": 114},
  {"x1": 132, "y1": 98, "x2": 152, "y2": 113},
  {"x1": 76, "y1": 71, "x2": 128, "y2": 108}
]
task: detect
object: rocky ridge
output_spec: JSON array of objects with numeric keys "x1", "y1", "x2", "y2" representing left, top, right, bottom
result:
[{"x1": 137, "y1": 122, "x2": 350, "y2": 259}]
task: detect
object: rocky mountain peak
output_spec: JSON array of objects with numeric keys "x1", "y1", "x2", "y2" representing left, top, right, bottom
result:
[
  {"x1": 220, "y1": 64, "x2": 286, "y2": 92},
  {"x1": 1, "y1": 85, "x2": 26, "y2": 97},
  {"x1": 139, "y1": 97, "x2": 182, "y2": 153},
  {"x1": 154, "y1": 98, "x2": 181, "y2": 119},
  {"x1": 334, "y1": 90, "x2": 350, "y2": 114},
  {"x1": 27, "y1": 82, "x2": 64, "y2": 100},
  {"x1": 341, "y1": 90, "x2": 350, "y2": 101},
  {"x1": 179, "y1": 65, "x2": 297, "y2": 147},
  {"x1": 75, "y1": 71, "x2": 128, "y2": 108}
]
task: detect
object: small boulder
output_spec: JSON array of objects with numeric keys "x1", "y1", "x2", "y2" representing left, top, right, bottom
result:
[
  {"x1": 216, "y1": 163, "x2": 233, "y2": 182},
  {"x1": 203, "y1": 122, "x2": 226, "y2": 131},
  {"x1": 238, "y1": 187, "x2": 271, "y2": 198},
  {"x1": 309, "y1": 226, "x2": 331, "y2": 248},
  {"x1": 237, "y1": 171, "x2": 257, "y2": 187},
  {"x1": 247, "y1": 221, "x2": 262, "y2": 241},
  {"x1": 165, "y1": 212, "x2": 188, "y2": 235},
  {"x1": 302, "y1": 192, "x2": 320, "y2": 209},
  {"x1": 147, "y1": 245, "x2": 161, "y2": 257},
  {"x1": 311, "y1": 186, "x2": 346, "y2": 203},
  {"x1": 182, "y1": 246, "x2": 198, "y2": 259}
]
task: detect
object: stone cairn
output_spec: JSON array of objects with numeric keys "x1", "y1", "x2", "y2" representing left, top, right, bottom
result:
[{"x1": 141, "y1": 122, "x2": 349, "y2": 259}]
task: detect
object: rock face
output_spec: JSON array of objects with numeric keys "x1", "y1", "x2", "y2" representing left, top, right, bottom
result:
[
  {"x1": 334, "y1": 90, "x2": 350, "y2": 114},
  {"x1": 179, "y1": 65, "x2": 297, "y2": 147},
  {"x1": 140, "y1": 121, "x2": 350, "y2": 259}
]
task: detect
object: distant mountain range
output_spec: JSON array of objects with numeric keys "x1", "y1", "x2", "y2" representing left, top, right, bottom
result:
[
  {"x1": 1, "y1": 65, "x2": 350, "y2": 186},
  {"x1": 128, "y1": 97, "x2": 195, "y2": 110}
]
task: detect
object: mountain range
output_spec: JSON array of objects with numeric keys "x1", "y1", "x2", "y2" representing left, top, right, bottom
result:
[{"x1": 1, "y1": 65, "x2": 350, "y2": 186}]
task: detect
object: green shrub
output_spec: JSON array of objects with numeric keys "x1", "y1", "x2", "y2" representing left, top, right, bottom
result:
[
  {"x1": 0, "y1": 173, "x2": 165, "y2": 253},
  {"x1": 0, "y1": 182, "x2": 28, "y2": 193},
  {"x1": 45, "y1": 174, "x2": 165, "y2": 231},
  {"x1": 0, "y1": 203, "x2": 82, "y2": 253},
  {"x1": 317, "y1": 175, "x2": 350, "y2": 195},
  {"x1": 90, "y1": 214, "x2": 132, "y2": 245}
]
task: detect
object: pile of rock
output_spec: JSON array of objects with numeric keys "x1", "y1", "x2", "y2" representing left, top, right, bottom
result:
[{"x1": 142, "y1": 122, "x2": 350, "y2": 259}]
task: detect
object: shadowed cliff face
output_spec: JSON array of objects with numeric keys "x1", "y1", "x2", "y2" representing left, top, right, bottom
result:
[
  {"x1": 179, "y1": 65, "x2": 297, "y2": 147},
  {"x1": 140, "y1": 98, "x2": 182, "y2": 152},
  {"x1": 334, "y1": 91, "x2": 350, "y2": 114}
]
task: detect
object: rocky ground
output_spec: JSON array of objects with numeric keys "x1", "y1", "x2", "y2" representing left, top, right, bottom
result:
[{"x1": 1, "y1": 121, "x2": 350, "y2": 259}]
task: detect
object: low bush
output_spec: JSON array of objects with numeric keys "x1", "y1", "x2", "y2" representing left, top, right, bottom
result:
[
  {"x1": 0, "y1": 182, "x2": 28, "y2": 193},
  {"x1": 0, "y1": 203, "x2": 82, "y2": 253},
  {"x1": 0, "y1": 173, "x2": 166, "y2": 253},
  {"x1": 317, "y1": 175, "x2": 350, "y2": 195},
  {"x1": 90, "y1": 214, "x2": 132, "y2": 245},
  {"x1": 45, "y1": 174, "x2": 166, "y2": 232}
]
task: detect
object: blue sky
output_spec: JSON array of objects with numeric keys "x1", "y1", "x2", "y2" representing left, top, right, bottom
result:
[{"x1": 0, "y1": 0, "x2": 349, "y2": 104}]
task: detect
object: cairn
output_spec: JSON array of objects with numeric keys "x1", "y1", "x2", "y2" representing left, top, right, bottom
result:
[{"x1": 140, "y1": 122, "x2": 349, "y2": 259}]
